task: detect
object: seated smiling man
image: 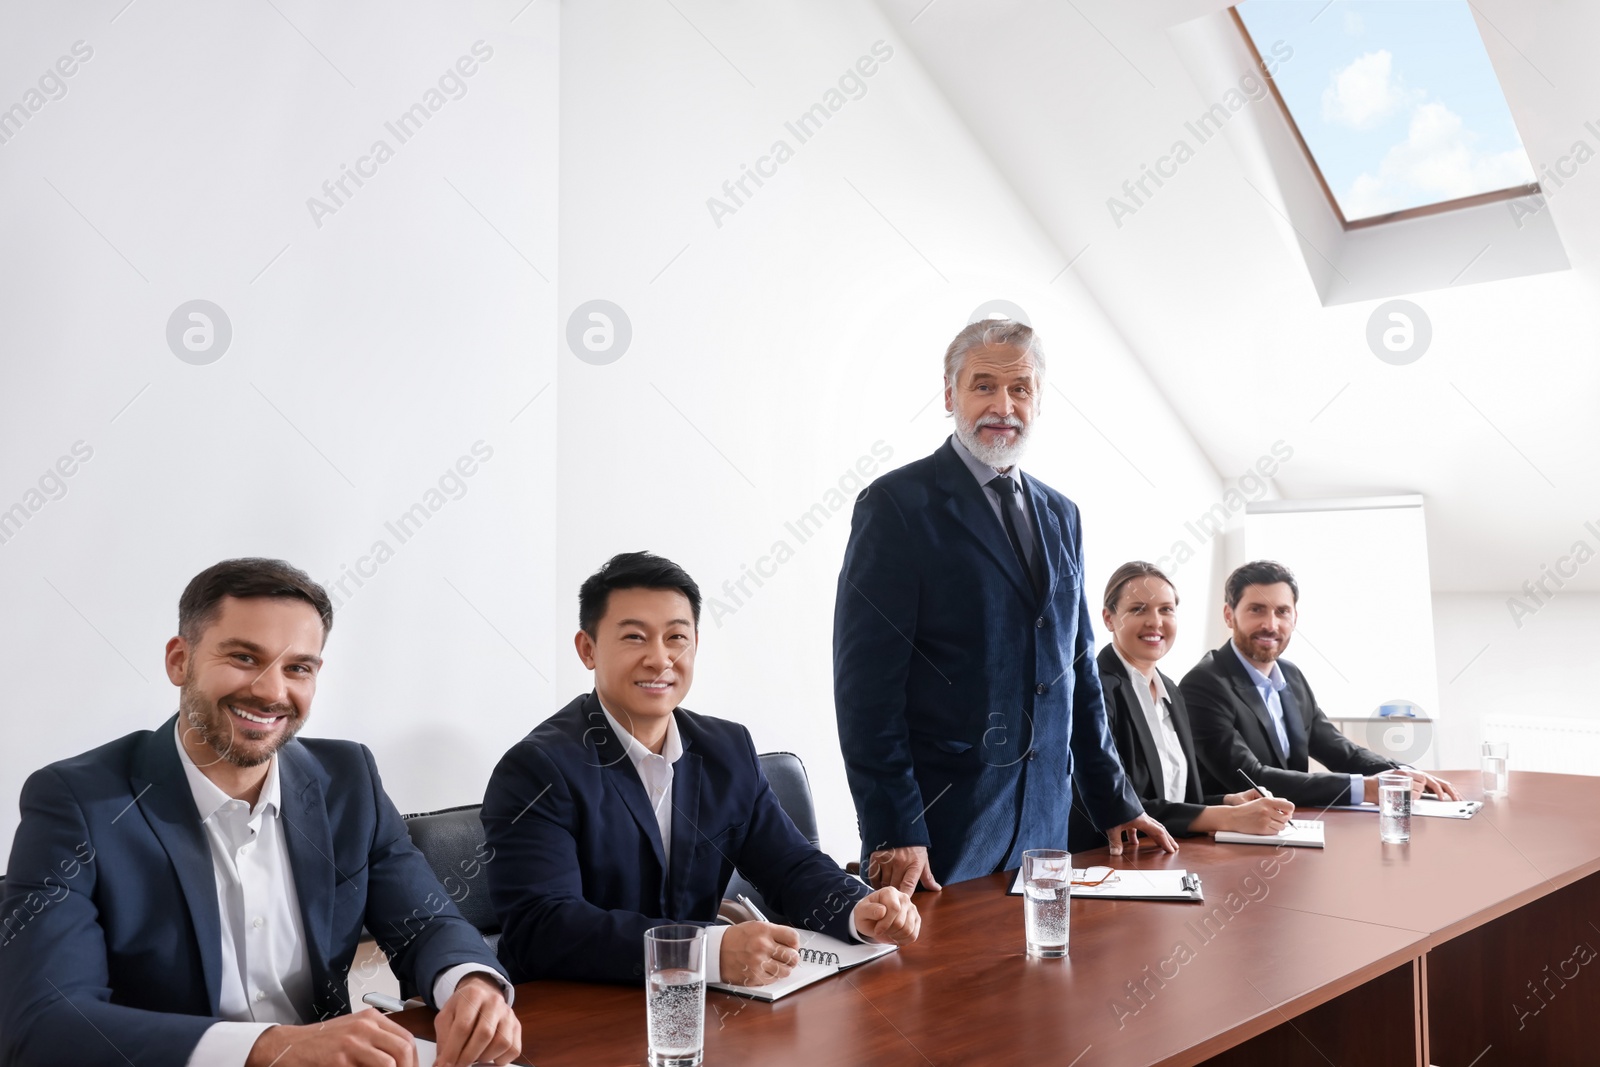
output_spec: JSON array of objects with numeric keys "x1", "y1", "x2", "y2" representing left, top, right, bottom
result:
[
  {"x1": 484, "y1": 551, "x2": 919, "y2": 987},
  {"x1": 1182, "y1": 560, "x2": 1460, "y2": 808},
  {"x1": 0, "y1": 558, "x2": 518, "y2": 1067}
]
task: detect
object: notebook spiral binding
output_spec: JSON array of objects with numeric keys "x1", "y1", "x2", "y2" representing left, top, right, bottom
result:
[{"x1": 797, "y1": 947, "x2": 840, "y2": 967}]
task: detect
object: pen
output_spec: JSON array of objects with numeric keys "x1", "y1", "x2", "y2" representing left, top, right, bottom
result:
[
  {"x1": 737, "y1": 892, "x2": 771, "y2": 923},
  {"x1": 1239, "y1": 769, "x2": 1299, "y2": 829}
]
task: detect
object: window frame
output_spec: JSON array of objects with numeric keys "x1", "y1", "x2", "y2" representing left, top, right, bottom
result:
[{"x1": 1229, "y1": 5, "x2": 1540, "y2": 231}]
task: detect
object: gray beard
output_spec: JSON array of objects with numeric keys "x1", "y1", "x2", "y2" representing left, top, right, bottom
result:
[{"x1": 954, "y1": 412, "x2": 1029, "y2": 469}]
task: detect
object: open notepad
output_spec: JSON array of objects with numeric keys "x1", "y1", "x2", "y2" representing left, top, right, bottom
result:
[
  {"x1": 708, "y1": 930, "x2": 897, "y2": 1001},
  {"x1": 1215, "y1": 819, "x2": 1325, "y2": 848},
  {"x1": 1007, "y1": 866, "x2": 1204, "y2": 901},
  {"x1": 413, "y1": 1038, "x2": 495, "y2": 1067}
]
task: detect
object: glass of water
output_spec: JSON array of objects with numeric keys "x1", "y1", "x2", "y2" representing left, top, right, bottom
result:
[
  {"x1": 1022, "y1": 849, "x2": 1070, "y2": 958},
  {"x1": 1482, "y1": 741, "x2": 1509, "y2": 798},
  {"x1": 1378, "y1": 772, "x2": 1412, "y2": 843},
  {"x1": 644, "y1": 925, "x2": 705, "y2": 1067}
]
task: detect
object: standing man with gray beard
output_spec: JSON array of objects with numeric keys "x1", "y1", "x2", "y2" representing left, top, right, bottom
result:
[{"x1": 833, "y1": 320, "x2": 1174, "y2": 891}]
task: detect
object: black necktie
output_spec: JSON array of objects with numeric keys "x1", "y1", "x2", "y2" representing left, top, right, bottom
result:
[{"x1": 987, "y1": 475, "x2": 1042, "y2": 594}]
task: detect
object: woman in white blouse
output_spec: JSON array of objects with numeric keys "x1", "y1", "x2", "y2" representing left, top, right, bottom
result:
[{"x1": 1094, "y1": 561, "x2": 1295, "y2": 841}]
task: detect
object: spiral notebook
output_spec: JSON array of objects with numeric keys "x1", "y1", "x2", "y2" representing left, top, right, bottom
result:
[{"x1": 708, "y1": 930, "x2": 897, "y2": 1001}]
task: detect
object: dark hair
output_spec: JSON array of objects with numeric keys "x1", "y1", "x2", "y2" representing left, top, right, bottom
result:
[
  {"x1": 178, "y1": 558, "x2": 334, "y2": 643},
  {"x1": 1225, "y1": 560, "x2": 1299, "y2": 609},
  {"x1": 578, "y1": 551, "x2": 702, "y2": 636},
  {"x1": 1103, "y1": 561, "x2": 1176, "y2": 613}
]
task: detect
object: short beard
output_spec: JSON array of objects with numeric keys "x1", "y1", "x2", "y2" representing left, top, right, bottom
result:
[
  {"x1": 953, "y1": 407, "x2": 1030, "y2": 468},
  {"x1": 1238, "y1": 631, "x2": 1288, "y2": 666},
  {"x1": 180, "y1": 683, "x2": 299, "y2": 769}
]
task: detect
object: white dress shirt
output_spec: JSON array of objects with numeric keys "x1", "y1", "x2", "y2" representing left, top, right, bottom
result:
[
  {"x1": 1228, "y1": 645, "x2": 1362, "y2": 805},
  {"x1": 597, "y1": 703, "x2": 738, "y2": 979},
  {"x1": 175, "y1": 721, "x2": 507, "y2": 1067},
  {"x1": 949, "y1": 433, "x2": 1038, "y2": 566},
  {"x1": 597, "y1": 702, "x2": 867, "y2": 985},
  {"x1": 1114, "y1": 648, "x2": 1187, "y2": 804}
]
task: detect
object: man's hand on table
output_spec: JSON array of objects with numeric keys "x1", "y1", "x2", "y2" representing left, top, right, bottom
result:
[
  {"x1": 1362, "y1": 768, "x2": 1462, "y2": 803},
  {"x1": 866, "y1": 845, "x2": 942, "y2": 894},
  {"x1": 721, "y1": 921, "x2": 803, "y2": 986},
  {"x1": 853, "y1": 886, "x2": 921, "y2": 944},
  {"x1": 434, "y1": 974, "x2": 520, "y2": 1067},
  {"x1": 1107, "y1": 812, "x2": 1179, "y2": 855}
]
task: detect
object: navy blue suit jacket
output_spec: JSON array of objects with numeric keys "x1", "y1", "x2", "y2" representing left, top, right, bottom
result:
[
  {"x1": 833, "y1": 438, "x2": 1141, "y2": 885},
  {"x1": 0, "y1": 716, "x2": 505, "y2": 1067},
  {"x1": 483, "y1": 693, "x2": 870, "y2": 985},
  {"x1": 1182, "y1": 641, "x2": 1398, "y2": 806}
]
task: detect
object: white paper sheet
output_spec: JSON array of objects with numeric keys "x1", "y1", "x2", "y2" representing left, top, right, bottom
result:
[{"x1": 412, "y1": 1037, "x2": 498, "y2": 1066}]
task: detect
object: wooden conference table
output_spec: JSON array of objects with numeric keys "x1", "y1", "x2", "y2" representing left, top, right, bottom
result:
[{"x1": 399, "y1": 771, "x2": 1600, "y2": 1066}]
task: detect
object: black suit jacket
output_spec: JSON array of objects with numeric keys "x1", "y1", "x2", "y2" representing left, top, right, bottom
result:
[
  {"x1": 483, "y1": 693, "x2": 869, "y2": 985},
  {"x1": 1181, "y1": 641, "x2": 1398, "y2": 806},
  {"x1": 1070, "y1": 645, "x2": 1219, "y2": 850}
]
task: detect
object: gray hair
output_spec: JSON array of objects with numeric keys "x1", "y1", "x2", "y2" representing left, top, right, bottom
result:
[{"x1": 943, "y1": 319, "x2": 1045, "y2": 384}]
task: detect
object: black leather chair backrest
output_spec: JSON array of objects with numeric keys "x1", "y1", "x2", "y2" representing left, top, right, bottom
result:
[
  {"x1": 724, "y1": 752, "x2": 830, "y2": 921},
  {"x1": 759, "y1": 752, "x2": 819, "y2": 848},
  {"x1": 402, "y1": 804, "x2": 499, "y2": 948}
]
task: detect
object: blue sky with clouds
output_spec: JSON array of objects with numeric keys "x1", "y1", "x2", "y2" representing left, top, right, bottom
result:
[{"x1": 1237, "y1": 0, "x2": 1535, "y2": 220}]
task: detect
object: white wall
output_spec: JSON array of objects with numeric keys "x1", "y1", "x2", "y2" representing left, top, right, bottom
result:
[
  {"x1": 1431, "y1": 592, "x2": 1600, "y2": 773},
  {"x1": 1, "y1": 1, "x2": 1226, "y2": 866},
  {"x1": 1246, "y1": 500, "x2": 1440, "y2": 733},
  {"x1": 0, "y1": 0, "x2": 559, "y2": 858},
  {"x1": 555, "y1": 0, "x2": 1225, "y2": 862}
]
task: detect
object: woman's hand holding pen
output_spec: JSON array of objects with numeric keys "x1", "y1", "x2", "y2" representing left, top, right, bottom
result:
[{"x1": 1225, "y1": 795, "x2": 1295, "y2": 835}]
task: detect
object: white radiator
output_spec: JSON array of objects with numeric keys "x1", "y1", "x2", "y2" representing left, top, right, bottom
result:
[{"x1": 1481, "y1": 715, "x2": 1600, "y2": 777}]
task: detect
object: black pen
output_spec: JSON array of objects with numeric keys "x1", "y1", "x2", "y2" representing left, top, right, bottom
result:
[{"x1": 1238, "y1": 769, "x2": 1298, "y2": 830}]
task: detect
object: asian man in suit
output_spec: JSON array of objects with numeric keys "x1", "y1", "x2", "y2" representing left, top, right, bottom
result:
[
  {"x1": 834, "y1": 319, "x2": 1174, "y2": 892},
  {"x1": 0, "y1": 558, "x2": 519, "y2": 1067},
  {"x1": 483, "y1": 552, "x2": 919, "y2": 988},
  {"x1": 1069, "y1": 562, "x2": 1295, "y2": 849},
  {"x1": 1182, "y1": 560, "x2": 1461, "y2": 807}
]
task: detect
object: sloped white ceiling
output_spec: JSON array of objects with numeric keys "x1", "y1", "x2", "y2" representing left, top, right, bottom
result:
[{"x1": 882, "y1": 0, "x2": 1600, "y2": 592}]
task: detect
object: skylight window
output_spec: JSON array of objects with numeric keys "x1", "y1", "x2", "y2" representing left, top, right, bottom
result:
[{"x1": 1234, "y1": 1, "x2": 1538, "y2": 227}]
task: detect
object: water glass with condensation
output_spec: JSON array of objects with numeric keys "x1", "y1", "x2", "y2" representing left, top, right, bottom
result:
[
  {"x1": 645, "y1": 925, "x2": 705, "y2": 1067},
  {"x1": 1482, "y1": 741, "x2": 1509, "y2": 798},
  {"x1": 1022, "y1": 849, "x2": 1070, "y2": 959},
  {"x1": 1379, "y1": 772, "x2": 1412, "y2": 843}
]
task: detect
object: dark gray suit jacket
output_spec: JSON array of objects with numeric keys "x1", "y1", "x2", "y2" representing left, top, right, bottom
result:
[{"x1": 1181, "y1": 641, "x2": 1397, "y2": 807}]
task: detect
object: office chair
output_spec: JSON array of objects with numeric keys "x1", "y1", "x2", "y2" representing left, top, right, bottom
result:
[
  {"x1": 401, "y1": 803, "x2": 500, "y2": 951},
  {"x1": 724, "y1": 751, "x2": 849, "y2": 923}
]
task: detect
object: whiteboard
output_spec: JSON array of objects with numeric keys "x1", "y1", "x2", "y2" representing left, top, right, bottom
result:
[{"x1": 1245, "y1": 497, "x2": 1440, "y2": 769}]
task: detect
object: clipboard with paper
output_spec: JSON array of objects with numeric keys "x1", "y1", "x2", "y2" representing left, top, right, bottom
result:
[{"x1": 1008, "y1": 865, "x2": 1203, "y2": 902}]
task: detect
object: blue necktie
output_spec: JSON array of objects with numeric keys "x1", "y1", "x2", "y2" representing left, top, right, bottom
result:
[{"x1": 1278, "y1": 683, "x2": 1306, "y2": 766}]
